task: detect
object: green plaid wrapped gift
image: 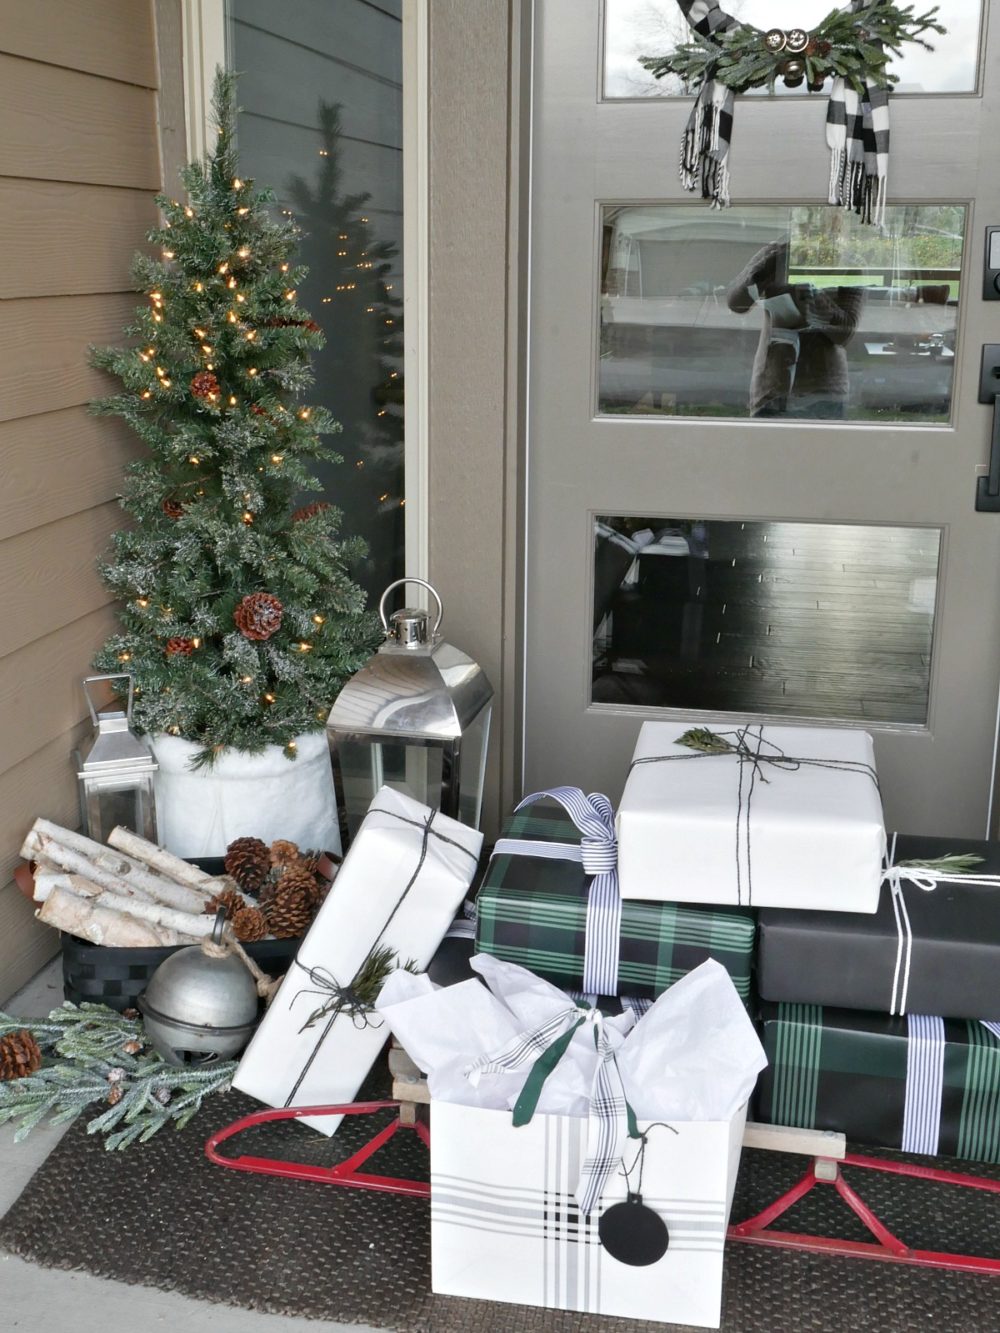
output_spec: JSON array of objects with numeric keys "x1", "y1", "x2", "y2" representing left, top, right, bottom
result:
[
  {"x1": 475, "y1": 799, "x2": 755, "y2": 1000},
  {"x1": 756, "y1": 1003, "x2": 1000, "y2": 1164}
]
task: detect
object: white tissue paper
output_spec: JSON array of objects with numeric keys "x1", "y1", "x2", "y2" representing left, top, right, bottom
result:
[{"x1": 376, "y1": 955, "x2": 766, "y2": 1328}]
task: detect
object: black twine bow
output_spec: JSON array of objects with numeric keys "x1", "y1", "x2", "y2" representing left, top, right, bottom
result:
[{"x1": 291, "y1": 962, "x2": 381, "y2": 1034}]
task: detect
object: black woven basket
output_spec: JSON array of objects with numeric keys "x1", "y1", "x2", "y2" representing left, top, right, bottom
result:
[{"x1": 60, "y1": 856, "x2": 300, "y2": 1012}]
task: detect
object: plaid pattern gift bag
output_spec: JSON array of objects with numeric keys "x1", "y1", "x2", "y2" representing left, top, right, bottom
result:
[
  {"x1": 475, "y1": 791, "x2": 755, "y2": 1002},
  {"x1": 756, "y1": 1002, "x2": 1000, "y2": 1164}
]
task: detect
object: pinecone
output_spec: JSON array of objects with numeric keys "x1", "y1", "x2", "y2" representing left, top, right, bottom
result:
[
  {"x1": 291, "y1": 501, "x2": 330, "y2": 523},
  {"x1": 269, "y1": 838, "x2": 301, "y2": 868},
  {"x1": 278, "y1": 863, "x2": 321, "y2": 905},
  {"x1": 203, "y1": 886, "x2": 246, "y2": 918},
  {"x1": 224, "y1": 836, "x2": 270, "y2": 893},
  {"x1": 165, "y1": 636, "x2": 196, "y2": 656},
  {"x1": 263, "y1": 882, "x2": 315, "y2": 939},
  {"x1": 232, "y1": 904, "x2": 269, "y2": 942},
  {"x1": 107, "y1": 1084, "x2": 124, "y2": 1106},
  {"x1": 190, "y1": 370, "x2": 220, "y2": 400},
  {"x1": 162, "y1": 498, "x2": 184, "y2": 519},
  {"x1": 121, "y1": 1039, "x2": 144, "y2": 1056},
  {"x1": 0, "y1": 1030, "x2": 42, "y2": 1080},
  {"x1": 233, "y1": 591, "x2": 283, "y2": 641}
]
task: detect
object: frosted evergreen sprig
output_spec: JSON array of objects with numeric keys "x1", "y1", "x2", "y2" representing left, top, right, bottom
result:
[{"x1": 0, "y1": 1002, "x2": 235, "y2": 1150}]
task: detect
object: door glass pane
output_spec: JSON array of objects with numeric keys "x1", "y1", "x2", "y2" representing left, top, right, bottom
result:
[
  {"x1": 604, "y1": 0, "x2": 983, "y2": 98},
  {"x1": 592, "y1": 517, "x2": 939, "y2": 724},
  {"x1": 228, "y1": 0, "x2": 404, "y2": 604},
  {"x1": 600, "y1": 204, "x2": 963, "y2": 423}
]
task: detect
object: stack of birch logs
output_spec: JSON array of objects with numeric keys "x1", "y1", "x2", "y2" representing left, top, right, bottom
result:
[{"x1": 22, "y1": 819, "x2": 258, "y2": 948}]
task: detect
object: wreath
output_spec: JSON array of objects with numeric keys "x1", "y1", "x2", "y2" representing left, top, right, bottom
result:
[{"x1": 642, "y1": 0, "x2": 945, "y2": 226}]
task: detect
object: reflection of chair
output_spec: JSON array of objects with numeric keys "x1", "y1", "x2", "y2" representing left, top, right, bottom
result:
[{"x1": 916, "y1": 284, "x2": 950, "y2": 305}]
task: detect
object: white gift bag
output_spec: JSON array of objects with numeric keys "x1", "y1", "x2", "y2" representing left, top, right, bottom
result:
[
  {"x1": 150, "y1": 730, "x2": 341, "y2": 858},
  {"x1": 233, "y1": 786, "x2": 483, "y2": 1133}
]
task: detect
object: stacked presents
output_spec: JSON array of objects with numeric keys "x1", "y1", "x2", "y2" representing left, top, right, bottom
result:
[{"x1": 231, "y1": 716, "x2": 1000, "y2": 1329}]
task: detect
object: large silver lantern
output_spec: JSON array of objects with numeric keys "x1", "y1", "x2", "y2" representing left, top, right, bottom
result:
[
  {"x1": 327, "y1": 579, "x2": 493, "y2": 845},
  {"x1": 76, "y1": 674, "x2": 158, "y2": 844}
]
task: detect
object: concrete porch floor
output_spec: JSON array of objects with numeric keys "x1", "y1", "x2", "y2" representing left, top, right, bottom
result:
[{"x1": 0, "y1": 959, "x2": 381, "y2": 1332}]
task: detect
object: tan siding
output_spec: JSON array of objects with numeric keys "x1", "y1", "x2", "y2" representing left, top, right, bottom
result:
[
  {"x1": 0, "y1": 293, "x2": 138, "y2": 424},
  {"x1": 0, "y1": 0, "x2": 158, "y2": 86},
  {"x1": 0, "y1": 409, "x2": 138, "y2": 543},
  {"x1": 0, "y1": 54, "x2": 160, "y2": 189},
  {"x1": 0, "y1": 179, "x2": 158, "y2": 299},
  {"x1": 0, "y1": 1, "x2": 162, "y2": 998}
]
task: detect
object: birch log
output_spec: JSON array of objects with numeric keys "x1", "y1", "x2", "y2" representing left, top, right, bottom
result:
[
  {"x1": 22, "y1": 819, "x2": 212, "y2": 914},
  {"x1": 106, "y1": 826, "x2": 219, "y2": 893},
  {"x1": 37, "y1": 887, "x2": 195, "y2": 947}
]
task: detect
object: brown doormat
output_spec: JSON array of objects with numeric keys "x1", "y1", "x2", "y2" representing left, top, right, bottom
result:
[{"x1": 2, "y1": 1085, "x2": 1000, "y2": 1333}]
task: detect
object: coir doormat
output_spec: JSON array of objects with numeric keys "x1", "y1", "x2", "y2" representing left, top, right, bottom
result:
[{"x1": 2, "y1": 1087, "x2": 1000, "y2": 1333}]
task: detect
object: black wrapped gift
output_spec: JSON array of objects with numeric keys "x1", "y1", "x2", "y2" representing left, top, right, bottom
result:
[
  {"x1": 757, "y1": 833, "x2": 1000, "y2": 1021},
  {"x1": 755, "y1": 1001, "x2": 1000, "y2": 1164}
]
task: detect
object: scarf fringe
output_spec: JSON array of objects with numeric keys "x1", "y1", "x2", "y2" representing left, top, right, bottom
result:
[
  {"x1": 829, "y1": 148, "x2": 888, "y2": 228},
  {"x1": 679, "y1": 85, "x2": 731, "y2": 209}
]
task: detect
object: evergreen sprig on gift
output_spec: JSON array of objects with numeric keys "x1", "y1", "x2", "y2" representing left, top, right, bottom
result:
[
  {"x1": 640, "y1": 2, "x2": 944, "y2": 96},
  {"x1": 89, "y1": 70, "x2": 379, "y2": 764},
  {"x1": 0, "y1": 1002, "x2": 235, "y2": 1150}
]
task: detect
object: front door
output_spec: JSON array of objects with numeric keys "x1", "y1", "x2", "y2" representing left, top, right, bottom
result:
[{"x1": 523, "y1": 0, "x2": 1000, "y2": 836}]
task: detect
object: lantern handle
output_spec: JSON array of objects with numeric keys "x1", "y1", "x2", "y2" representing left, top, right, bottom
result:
[
  {"x1": 82, "y1": 674, "x2": 135, "y2": 726},
  {"x1": 378, "y1": 578, "x2": 444, "y2": 639}
]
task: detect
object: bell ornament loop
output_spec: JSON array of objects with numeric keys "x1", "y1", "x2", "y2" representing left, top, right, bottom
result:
[{"x1": 378, "y1": 577, "x2": 444, "y2": 643}]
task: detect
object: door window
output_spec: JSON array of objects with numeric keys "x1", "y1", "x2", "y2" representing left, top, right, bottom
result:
[{"x1": 599, "y1": 204, "x2": 964, "y2": 423}]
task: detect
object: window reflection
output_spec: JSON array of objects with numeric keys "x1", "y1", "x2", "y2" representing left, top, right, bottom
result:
[
  {"x1": 599, "y1": 205, "x2": 963, "y2": 423},
  {"x1": 592, "y1": 518, "x2": 939, "y2": 725}
]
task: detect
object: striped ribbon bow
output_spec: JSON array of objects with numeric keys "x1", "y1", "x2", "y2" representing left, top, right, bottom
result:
[
  {"x1": 493, "y1": 787, "x2": 622, "y2": 994},
  {"x1": 466, "y1": 1001, "x2": 637, "y2": 1216}
]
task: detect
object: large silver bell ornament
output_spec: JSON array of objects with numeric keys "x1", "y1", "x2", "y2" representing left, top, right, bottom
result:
[{"x1": 138, "y1": 912, "x2": 258, "y2": 1066}]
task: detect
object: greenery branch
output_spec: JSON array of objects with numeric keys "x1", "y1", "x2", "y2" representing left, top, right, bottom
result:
[{"x1": 640, "y1": 2, "x2": 945, "y2": 97}]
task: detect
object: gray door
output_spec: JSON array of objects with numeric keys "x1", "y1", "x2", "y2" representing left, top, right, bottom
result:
[{"x1": 523, "y1": 0, "x2": 1000, "y2": 836}]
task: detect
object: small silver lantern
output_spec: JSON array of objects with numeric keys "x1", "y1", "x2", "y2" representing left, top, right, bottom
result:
[
  {"x1": 327, "y1": 578, "x2": 493, "y2": 844},
  {"x1": 76, "y1": 674, "x2": 158, "y2": 844}
]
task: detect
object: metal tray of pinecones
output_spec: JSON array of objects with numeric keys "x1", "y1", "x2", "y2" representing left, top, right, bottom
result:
[{"x1": 62, "y1": 838, "x2": 340, "y2": 1012}]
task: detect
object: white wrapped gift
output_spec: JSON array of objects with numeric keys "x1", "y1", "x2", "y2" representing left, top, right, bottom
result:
[
  {"x1": 378, "y1": 956, "x2": 765, "y2": 1328},
  {"x1": 232, "y1": 785, "x2": 482, "y2": 1134},
  {"x1": 617, "y1": 720, "x2": 885, "y2": 912}
]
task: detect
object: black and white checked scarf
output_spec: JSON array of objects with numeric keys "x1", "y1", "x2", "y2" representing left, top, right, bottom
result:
[{"x1": 675, "y1": 0, "x2": 889, "y2": 226}]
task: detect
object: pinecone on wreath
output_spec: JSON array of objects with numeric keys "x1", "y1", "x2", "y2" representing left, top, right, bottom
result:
[
  {"x1": 263, "y1": 882, "x2": 315, "y2": 939},
  {"x1": 223, "y1": 836, "x2": 270, "y2": 894},
  {"x1": 233, "y1": 591, "x2": 283, "y2": 641},
  {"x1": 0, "y1": 1029, "x2": 42, "y2": 1080}
]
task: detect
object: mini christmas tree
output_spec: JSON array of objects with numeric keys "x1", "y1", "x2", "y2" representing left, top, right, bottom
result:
[{"x1": 90, "y1": 72, "x2": 378, "y2": 763}]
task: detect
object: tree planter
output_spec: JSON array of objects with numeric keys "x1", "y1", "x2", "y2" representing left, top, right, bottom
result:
[{"x1": 149, "y1": 732, "x2": 341, "y2": 859}]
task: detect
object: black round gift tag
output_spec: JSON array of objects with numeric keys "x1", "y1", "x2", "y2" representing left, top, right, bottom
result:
[{"x1": 598, "y1": 1194, "x2": 669, "y2": 1266}]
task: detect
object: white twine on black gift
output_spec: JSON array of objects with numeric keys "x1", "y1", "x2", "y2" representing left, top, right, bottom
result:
[
  {"x1": 281, "y1": 807, "x2": 479, "y2": 1106},
  {"x1": 629, "y1": 725, "x2": 879, "y2": 906},
  {"x1": 884, "y1": 832, "x2": 1000, "y2": 1016}
]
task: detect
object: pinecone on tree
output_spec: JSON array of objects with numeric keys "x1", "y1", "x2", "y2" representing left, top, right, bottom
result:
[
  {"x1": 291, "y1": 501, "x2": 330, "y2": 523},
  {"x1": 223, "y1": 836, "x2": 270, "y2": 894},
  {"x1": 203, "y1": 886, "x2": 246, "y2": 919},
  {"x1": 161, "y1": 498, "x2": 184, "y2": 519},
  {"x1": 165, "y1": 636, "x2": 196, "y2": 656},
  {"x1": 0, "y1": 1029, "x2": 42, "y2": 1080},
  {"x1": 263, "y1": 882, "x2": 315, "y2": 939},
  {"x1": 233, "y1": 592, "x2": 283, "y2": 641},
  {"x1": 190, "y1": 370, "x2": 220, "y2": 400},
  {"x1": 232, "y1": 904, "x2": 269, "y2": 942}
]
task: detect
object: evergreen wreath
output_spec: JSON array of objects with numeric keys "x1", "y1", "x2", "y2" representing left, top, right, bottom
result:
[
  {"x1": 641, "y1": 1, "x2": 944, "y2": 225},
  {"x1": 639, "y1": 2, "x2": 944, "y2": 96}
]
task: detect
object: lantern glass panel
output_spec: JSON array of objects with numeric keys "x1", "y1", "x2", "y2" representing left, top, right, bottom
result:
[
  {"x1": 336, "y1": 738, "x2": 446, "y2": 842},
  {"x1": 83, "y1": 777, "x2": 157, "y2": 845},
  {"x1": 457, "y1": 703, "x2": 492, "y2": 829}
]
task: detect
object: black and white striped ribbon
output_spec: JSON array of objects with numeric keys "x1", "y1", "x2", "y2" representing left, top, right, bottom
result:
[{"x1": 493, "y1": 787, "x2": 622, "y2": 994}]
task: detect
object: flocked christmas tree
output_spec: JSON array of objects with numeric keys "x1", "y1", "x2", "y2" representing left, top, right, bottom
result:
[{"x1": 90, "y1": 72, "x2": 378, "y2": 764}]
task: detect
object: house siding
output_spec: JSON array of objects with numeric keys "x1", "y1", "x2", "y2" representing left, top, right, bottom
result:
[{"x1": 0, "y1": 0, "x2": 164, "y2": 999}]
